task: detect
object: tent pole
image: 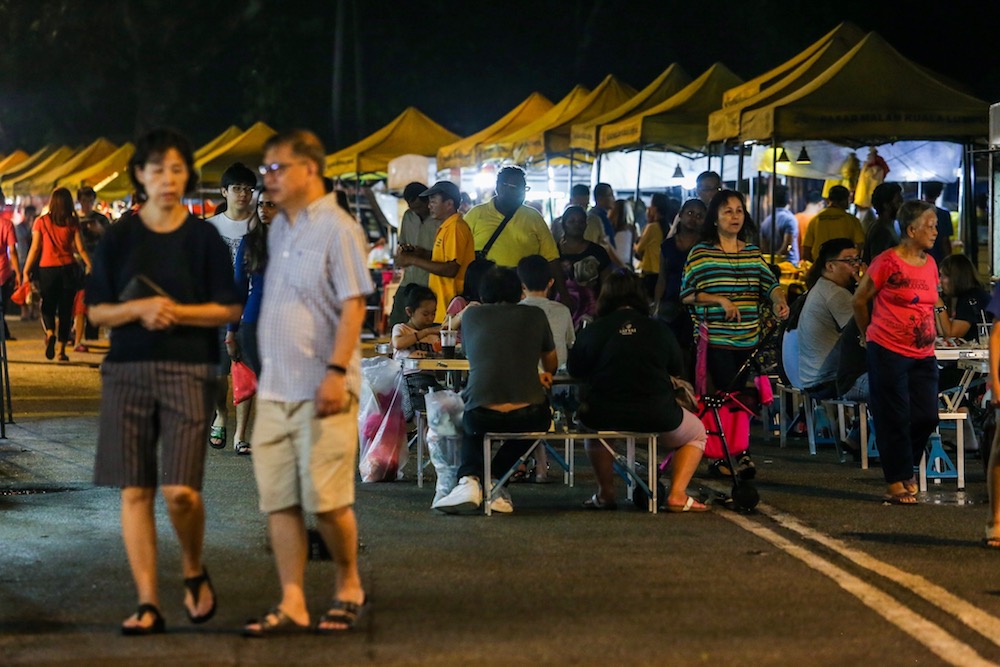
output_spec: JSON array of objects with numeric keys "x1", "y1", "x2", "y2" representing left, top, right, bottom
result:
[
  {"x1": 961, "y1": 142, "x2": 975, "y2": 266},
  {"x1": 595, "y1": 151, "x2": 603, "y2": 183},
  {"x1": 769, "y1": 138, "x2": 778, "y2": 265},
  {"x1": 737, "y1": 142, "x2": 746, "y2": 193},
  {"x1": 718, "y1": 143, "x2": 725, "y2": 187},
  {"x1": 635, "y1": 148, "x2": 644, "y2": 202}
]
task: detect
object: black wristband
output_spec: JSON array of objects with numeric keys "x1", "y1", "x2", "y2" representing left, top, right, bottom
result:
[{"x1": 327, "y1": 364, "x2": 347, "y2": 375}]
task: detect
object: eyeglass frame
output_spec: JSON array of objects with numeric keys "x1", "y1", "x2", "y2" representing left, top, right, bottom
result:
[
  {"x1": 829, "y1": 257, "x2": 863, "y2": 266},
  {"x1": 226, "y1": 184, "x2": 255, "y2": 195},
  {"x1": 258, "y1": 160, "x2": 307, "y2": 176}
]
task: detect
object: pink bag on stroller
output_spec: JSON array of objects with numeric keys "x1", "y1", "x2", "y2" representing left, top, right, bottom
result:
[{"x1": 700, "y1": 396, "x2": 752, "y2": 460}]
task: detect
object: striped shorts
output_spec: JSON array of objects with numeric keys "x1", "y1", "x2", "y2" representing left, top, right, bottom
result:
[{"x1": 94, "y1": 361, "x2": 217, "y2": 489}]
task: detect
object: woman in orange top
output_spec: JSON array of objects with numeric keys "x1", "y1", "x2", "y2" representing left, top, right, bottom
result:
[{"x1": 22, "y1": 187, "x2": 91, "y2": 361}]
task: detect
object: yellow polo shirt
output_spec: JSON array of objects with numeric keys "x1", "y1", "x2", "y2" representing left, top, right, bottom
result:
[
  {"x1": 428, "y1": 213, "x2": 475, "y2": 322},
  {"x1": 464, "y1": 200, "x2": 559, "y2": 267}
]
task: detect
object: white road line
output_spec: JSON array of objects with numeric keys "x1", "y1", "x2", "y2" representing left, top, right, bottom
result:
[
  {"x1": 719, "y1": 510, "x2": 998, "y2": 667},
  {"x1": 758, "y1": 502, "x2": 1000, "y2": 650}
]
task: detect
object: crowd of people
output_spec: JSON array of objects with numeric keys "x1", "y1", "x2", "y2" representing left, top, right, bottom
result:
[{"x1": 4, "y1": 123, "x2": 999, "y2": 637}]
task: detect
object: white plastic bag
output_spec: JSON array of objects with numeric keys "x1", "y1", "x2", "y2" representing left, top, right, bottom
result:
[
  {"x1": 358, "y1": 357, "x2": 409, "y2": 482},
  {"x1": 424, "y1": 388, "x2": 465, "y2": 503}
]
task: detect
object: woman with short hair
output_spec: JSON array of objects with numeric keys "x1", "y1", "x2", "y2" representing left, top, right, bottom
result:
[
  {"x1": 87, "y1": 128, "x2": 242, "y2": 633},
  {"x1": 853, "y1": 200, "x2": 941, "y2": 505}
]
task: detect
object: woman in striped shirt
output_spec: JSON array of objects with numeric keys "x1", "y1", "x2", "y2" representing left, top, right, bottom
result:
[{"x1": 681, "y1": 190, "x2": 789, "y2": 476}]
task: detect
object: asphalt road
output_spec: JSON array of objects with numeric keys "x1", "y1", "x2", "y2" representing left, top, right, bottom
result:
[{"x1": 2, "y1": 317, "x2": 1000, "y2": 666}]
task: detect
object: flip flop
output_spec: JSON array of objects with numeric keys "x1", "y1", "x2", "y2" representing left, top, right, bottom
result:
[
  {"x1": 983, "y1": 537, "x2": 1000, "y2": 549},
  {"x1": 121, "y1": 603, "x2": 166, "y2": 636},
  {"x1": 235, "y1": 441, "x2": 251, "y2": 456},
  {"x1": 243, "y1": 607, "x2": 310, "y2": 638},
  {"x1": 315, "y1": 596, "x2": 367, "y2": 634},
  {"x1": 666, "y1": 496, "x2": 710, "y2": 513},
  {"x1": 882, "y1": 491, "x2": 918, "y2": 505},
  {"x1": 183, "y1": 567, "x2": 217, "y2": 624},
  {"x1": 44, "y1": 334, "x2": 55, "y2": 360},
  {"x1": 209, "y1": 425, "x2": 226, "y2": 450},
  {"x1": 582, "y1": 494, "x2": 617, "y2": 511}
]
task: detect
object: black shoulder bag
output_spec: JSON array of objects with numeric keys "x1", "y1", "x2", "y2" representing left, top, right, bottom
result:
[{"x1": 468, "y1": 209, "x2": 515, "y2": 274}]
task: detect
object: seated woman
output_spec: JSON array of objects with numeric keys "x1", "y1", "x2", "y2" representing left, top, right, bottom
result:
[
  {"x1": 568, "y1": 270, "x2": 708, "y2": 512},
  {"x1": 432, "y1": 266, "x2": 557, "y2": 514},
  {"x1": 936, "y1": 253, "x2": 990, "y2": 344},
  {"x1": 391, "y1": 283, "x2": 442, "y2": 422}
]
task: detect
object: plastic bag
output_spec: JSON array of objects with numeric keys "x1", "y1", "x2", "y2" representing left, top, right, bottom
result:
[
  {"x1": 424, "y1": 388, "x2": 465, "y2": 502},
  {"x1": 10, "y1": 281, "x2": 30, "y2": 305},
  {"x1": 358, "y1": 357, "x2": 409, "y2": 482},
  {"x1": 231, "y1": 360, "x2": 258, "y2": 405}
]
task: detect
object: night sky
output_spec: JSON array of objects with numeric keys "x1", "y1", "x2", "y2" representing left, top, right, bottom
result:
[{"x1": 0, "y1": 0, "x2": 993, "y2": 154}]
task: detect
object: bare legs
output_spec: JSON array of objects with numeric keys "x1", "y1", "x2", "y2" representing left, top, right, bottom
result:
[
  {"x1": 244, "y1": 505, "x2": 364, "y2": 633},
  {"x1": 586, "y1": 439, "x2": 706, "y2": 510},
  {"x1": 987, "y1": 426, "x2": 1000, "y2": 541},
  {"x1": 119, "y1": 484, "x2": 213, "y2": 630},
  {"x1": 234, "y1": 397, "x2": 253, "y2": 447},
  {"x1": 210, "y1": 378, "x2": 228, "y2": 447}
]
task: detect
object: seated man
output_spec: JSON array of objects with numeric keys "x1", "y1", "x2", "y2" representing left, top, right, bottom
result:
[
  {"x1": 432, "y1": 267, "x2": 557, "y2": 514},
  {"x1": 798, "y1": 238, "x2": 862, "y2": 398}
]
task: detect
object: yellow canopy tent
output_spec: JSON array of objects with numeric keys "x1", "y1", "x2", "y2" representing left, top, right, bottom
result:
[
  {"x1": 194, "y1": 126, "x2": 243, "y2": 161},
  {"x1": 94, "y1": 169, "x2": 135, "y2": 202},
  {"x1": 491, "y1": 76, "x2": 637, "y2": 165},
  {"x1": 722, "y1": 22, "x2": 866, "y2": 109},
  {"x1": 0, "y1": 150, "x2": 29, "y2": 177},
  {"x1": 20, "y1": 137, "x2": 118, "y2": 196},
  {"x1": 477, "y1": 86, "x2": 591, "y2": 164},
  {"x1": 598, "y1": 64, "x2": 744, "y2": 154},
  {"x1": 707, "y1": 25, "x2": 864, "y2": 144},
  {"x1": 196, "y1": 122, "x2": 277, "y2": 187},
  {"x1": 325, "y1": 107, "x2": 460, "y2": 179},
  {"x1": 1, "y1": 145, "x2": 77, "y2": 192},
  {"x1": 58, "y1": 143, "x2": 135, "y2": 197},
  {"x1": 436, "y1": 93, "x2": 554, "y2": 170},
  {"x1": 570, "y1": 64, "x2": 691, "y2": 155},
  {"x1": 739, "y1": 32, "x2": 987, "y2": 145}
]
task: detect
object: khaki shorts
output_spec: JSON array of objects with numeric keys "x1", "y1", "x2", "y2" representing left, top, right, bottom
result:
[{"x1": 251, "y1": 398, "x2": 359, "y2": 514}]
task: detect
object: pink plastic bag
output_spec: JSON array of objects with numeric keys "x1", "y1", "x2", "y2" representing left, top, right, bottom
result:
[
  {"x1": 231, "y1": 360, "x2": 258, "y2": 405},
  {"x1": 754, "y1": 374, "x2": 774, "y2": 406},
  {"x1": 358, "y1": 357, "x2": 409, "y2": 482}
]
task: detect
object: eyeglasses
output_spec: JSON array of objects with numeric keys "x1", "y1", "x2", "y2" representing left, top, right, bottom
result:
[
  {"x1": 258, "y1": 201, "x2": 277, "y2": 209},
  {"x1": 227, "y1": 185, "x2": 254, "y2": 195},
  {"x1": 830, "y1": 257, "x2": 862, "y2": 265},
  {"x1": 498, "y1": 182, "x2": 530, "y2": 193},
  {"x1": 258, "y1": 161, "x2": 306, "y2": 176}
]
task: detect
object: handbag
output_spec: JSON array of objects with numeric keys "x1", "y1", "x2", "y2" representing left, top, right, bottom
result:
[{"x1": 231, "y1": 360, "x2": 258, "y2": 405}]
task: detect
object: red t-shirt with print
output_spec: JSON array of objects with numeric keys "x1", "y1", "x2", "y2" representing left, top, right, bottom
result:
[{"x1": 865, "y1": 249, "x2": 939, "y2": 358}]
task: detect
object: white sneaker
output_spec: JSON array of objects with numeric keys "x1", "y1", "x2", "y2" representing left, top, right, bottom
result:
[
  {"x1": 432, "y1": 476, "x2": 482, "y2": 513},
  {"x1": 488, "y1": 483, "x2": 514, "y2": 514}
]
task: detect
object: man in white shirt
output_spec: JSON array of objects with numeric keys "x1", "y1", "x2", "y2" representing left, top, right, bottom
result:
[{"x1": 206, "y1": 162, "x2": 257, "y2": 452}]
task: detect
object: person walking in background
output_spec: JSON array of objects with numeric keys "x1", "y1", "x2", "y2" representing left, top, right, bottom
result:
[
  {"x1": 922, "y1": 181, "x2": 953, "y2": 264},
  {"x1": 388, "y1": 181, "x2": 440, "y2": 328},
  {"x1": 852, "y1": 200, "x2": 940, "y2": 505},
  {"x1": 244, "y1": 129, "x2": 371, "y2": 636},
  {"x1": 655, "y1": 198, "x2": 706, "y2": 373},
  {"x1": 801, "y1": 185, "x2": 864, "y2": 263},
  {"x1": 794, "y1": 190, "x2": 824, "y2": 258},
  {"x1": 73, "y1": 186, "x2": 110, "y2": 352},
  {"x1": 87, "y1": 128, "x2": 241, "y2": 635},
  {"x1": 0, "y1": 198, "x2": 20, "y2": 340},
  {"x1": 206, "y1": 162, "x2": 257, "y2": 452},
  {"x1": 225, "y1": 186, "x2": 277, "y2": 456},
  {"x1": 14, "y1": 205, "x2": 37, "y2": 321},
  {"x1": 22, "y1": 187, "x2": 91, "y2": 362}
]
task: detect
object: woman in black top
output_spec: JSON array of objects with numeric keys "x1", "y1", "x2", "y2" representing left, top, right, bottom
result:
[
  {"x1": 936, "y1": 253, "x2": 991, "y2": 391},
  {"x1": 557, "y1": 205, "x2": 612, "y2": 328},
  {"x1": 87, "y1": 129, "x2": 242, "y2": 635},
  {"x1": 568, "y1": 271, "x2": 708, "y2": 512}
]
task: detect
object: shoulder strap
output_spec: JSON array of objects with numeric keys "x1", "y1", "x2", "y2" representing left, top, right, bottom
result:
[{"x1": 479, "y1": 207, "x2": 516, "y2": 258}]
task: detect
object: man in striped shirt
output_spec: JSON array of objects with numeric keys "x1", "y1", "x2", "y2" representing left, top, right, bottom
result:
[{"x1": 244, "y1": 130, "x2": 373, "y2": 636}]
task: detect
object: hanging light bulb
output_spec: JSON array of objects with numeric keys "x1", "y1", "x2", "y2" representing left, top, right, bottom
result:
[
  {"x1": 672, "y1": 164, "x2": 684, "y2": 179},
  {"x1": 776, "y1": 147, "x2": 790, "y2": 163},
  {"x1": 796, "y1": 146, "x2": 811, "y2": 164}
]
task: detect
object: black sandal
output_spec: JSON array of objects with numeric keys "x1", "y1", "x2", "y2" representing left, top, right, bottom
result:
[
  {"x1": 243, "y1": 607, "x2": 310, "y2": 638},
  {"x1": 315, "y1": 596, "x2": 367, "y2": 634},
  {"x1": 183, "y1": 567, "x2": 217, "y2": 624},
  {"x1": 121, "y1": 603, "x2": 166, "y2": 636}
]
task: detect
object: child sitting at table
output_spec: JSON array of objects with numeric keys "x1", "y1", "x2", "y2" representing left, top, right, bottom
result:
[{"x1": 392, "y1": 283, "x2": 442, "y2": 421}]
